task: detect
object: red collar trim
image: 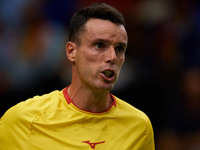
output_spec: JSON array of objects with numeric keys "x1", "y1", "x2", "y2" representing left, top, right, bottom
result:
[
  {"x1": 63, "y1": 86, "x2": 72, "y2": 105},
  {"x1": 63, "y1": 86, "x2": 117, "y2": 111}
]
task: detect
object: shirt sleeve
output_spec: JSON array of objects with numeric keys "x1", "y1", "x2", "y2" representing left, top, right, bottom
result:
[
  {"x1": 0, "y1": 101, "x2": 34, "y2": 150},
  {"x1": 144, "y1": 118, "x2": 155, "y2": 150}
]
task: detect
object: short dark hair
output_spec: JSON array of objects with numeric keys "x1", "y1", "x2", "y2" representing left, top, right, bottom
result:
[{"x1": 69, "y1": 3, "x2": 125, "y2": 44}]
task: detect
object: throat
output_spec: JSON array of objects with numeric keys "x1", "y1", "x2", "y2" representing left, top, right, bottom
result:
[
  {"x1": 83, "y1": 95, "x2": 113, "y2": 112},
  {"x1": 68, "y1": 86, "x2": 113, "y2": 113}
]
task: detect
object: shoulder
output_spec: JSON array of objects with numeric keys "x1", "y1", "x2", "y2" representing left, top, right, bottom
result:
[
  {"x1": 114, "y1": 96, "x2": 155, "y2": 148},
  {"x1": 114, "y1": 96, "x2": 152, "y2": 126},
  {"x1": 0, "y1": 90, "x2": 65, "y2": 148},
  {"x1": 1, "y1": 90, "x2": 64, "y2": 124}
]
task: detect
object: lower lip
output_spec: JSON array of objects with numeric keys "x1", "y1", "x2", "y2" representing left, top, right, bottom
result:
[{"x1": 100, "y1": 73, "x2": 115, "y2": 82}]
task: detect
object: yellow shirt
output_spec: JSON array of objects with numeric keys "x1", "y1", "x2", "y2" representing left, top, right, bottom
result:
[{"x1": 0, "y1": 88, "x2": 155, "y2": 150}]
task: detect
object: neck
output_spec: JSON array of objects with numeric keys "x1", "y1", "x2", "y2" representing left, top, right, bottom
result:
[{"x1": 67, "y1": 84, "x2": 113, "y2": 113}]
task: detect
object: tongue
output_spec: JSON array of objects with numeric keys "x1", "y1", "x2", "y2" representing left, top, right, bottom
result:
[{"x1": 103, "y1": 70, "x2": 113, "y2": 78}]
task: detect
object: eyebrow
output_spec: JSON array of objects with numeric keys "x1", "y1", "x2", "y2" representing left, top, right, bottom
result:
[{"x1": 93, "y1": 38, "x2": 127, "y2": 47}]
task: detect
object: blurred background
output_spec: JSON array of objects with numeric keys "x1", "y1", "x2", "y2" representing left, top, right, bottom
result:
[{"x1": 0, "y1": 0, "x2": 200, "y2": 149}]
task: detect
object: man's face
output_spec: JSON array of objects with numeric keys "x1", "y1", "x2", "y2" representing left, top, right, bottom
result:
[{"x1": 73, "y1": 18, "x2": 128, "y2": 92}]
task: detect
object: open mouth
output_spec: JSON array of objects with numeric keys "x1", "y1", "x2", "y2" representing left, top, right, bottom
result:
[{"x1": 102, "y1": 70, "x2": 115, "y2": 78}]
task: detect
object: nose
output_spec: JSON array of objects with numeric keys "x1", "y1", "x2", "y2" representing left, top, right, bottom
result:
[{"x1": 105, "y1": 46, "x2": 117, "y2": 64}]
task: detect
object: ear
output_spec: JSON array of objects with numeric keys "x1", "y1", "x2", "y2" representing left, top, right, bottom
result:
[{"x1": 66, "y1": 41, "x2": 76, "y2": 63}]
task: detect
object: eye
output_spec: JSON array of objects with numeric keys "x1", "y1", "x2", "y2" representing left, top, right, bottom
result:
[
  {"x1": 115, "y1": 46, "x2": 126, "y2": 53},
  {"x1": 94, "y1": 43, "x2": 106, "y2": 49}
]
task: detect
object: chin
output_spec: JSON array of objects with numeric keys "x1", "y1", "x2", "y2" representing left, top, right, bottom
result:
[
  {"x1": 97, "y1": 83, "x2": 114, "y2": 92},
  {"x1": 91, "y1": 80, "x2": 116, "y2": 92}
]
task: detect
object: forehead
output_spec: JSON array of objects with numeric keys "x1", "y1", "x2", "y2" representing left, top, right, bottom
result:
[{"x1": 82, "y1": 18, "x2": 128, "y2": 44}]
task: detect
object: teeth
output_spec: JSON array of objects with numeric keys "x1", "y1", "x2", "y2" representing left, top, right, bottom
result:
[{"x1": 103, "y1": 70, "x2": 113, "y2": 77}]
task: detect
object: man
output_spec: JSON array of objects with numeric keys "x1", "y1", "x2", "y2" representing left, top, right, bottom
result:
[{"x1": 0, "y1": 3, "x2": 155, "y2": 150}]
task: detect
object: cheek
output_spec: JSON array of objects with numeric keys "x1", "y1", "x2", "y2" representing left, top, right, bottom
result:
[
  {"x1": 76, "y1": 54, "x2": 99, "y2": 76},
  {"x1": 118, "y1": 56, "x2": 125, "y2": 68},
  {"x1": 116, "y1": 57, "x2": 125, "y2": 76}
]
